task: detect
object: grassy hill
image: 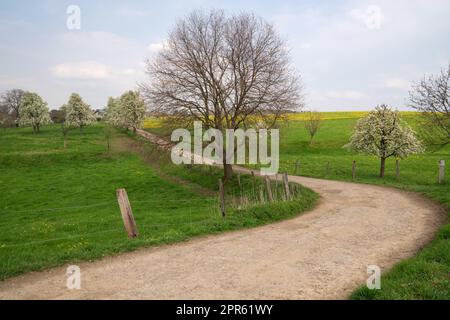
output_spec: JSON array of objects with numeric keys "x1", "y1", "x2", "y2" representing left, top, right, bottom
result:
[
  {"x1": 0, "y1": 124, "x2": 317, "y2": 280},
  {"x1": 273, "y1": 112, "x2": 449, "y2": 299},
  {"x1": 143, "y1": 111, "x2": 450, "y2": 299}
]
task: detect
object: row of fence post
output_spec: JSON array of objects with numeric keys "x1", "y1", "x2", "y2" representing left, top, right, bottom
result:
[
  {"x1": 218, "y1": 171, "x2": 293, "y2": 217},
  {"x1": 290, "y1": 159, "x2": 446, "y2": 183},
  {"x1": 116, "y1": 159, "x2": 446, "y2": 238}
]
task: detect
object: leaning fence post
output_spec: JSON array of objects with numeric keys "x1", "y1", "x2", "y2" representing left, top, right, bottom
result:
[
  {"x1": 265, "y1": 176, "x2": 274, "y2": 203},
  {"x1": 352, "y1": 160, "x2": 356, "y2": 180},
  {"x1": 438, "y1": 160, "x2": 445, "y2": 184},
  {"x1": 116, "y1": 188, "x2": 138, "y2": 238},
  {"x1": 295, "y1": 160, "x2": 300, "y2": 175},
  {"x1": 251, "y1": 170, "x2": 256, "y2": 195},
  {"x1": 218, "y1": 179, "x2": 226, "y2": 217},
  {"x1": 259, "y1": 185, "x2": 265, "y2": 203},
  {"x1": 283, "y1": 172, "x2": 291, "y2": 201}
]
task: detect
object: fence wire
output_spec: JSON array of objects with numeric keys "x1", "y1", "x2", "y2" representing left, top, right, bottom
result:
[{"x1": 0, "y1": 172, "x2": 304, "y2": 250}]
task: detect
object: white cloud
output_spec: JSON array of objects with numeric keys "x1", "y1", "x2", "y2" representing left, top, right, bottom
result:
[
  {"x1": 147, "y1": 41, "x2": 166, "y2": 53},
  {"x1": 50, "y1": 61, "x2": 111, "y2": 79},
  {"x1": 350, "y1": 5, "x2": 384, "y2": 30},
  {"x1": 50, "y1": 62, "x2": 139, "y2": 80},
  {"x1": 0, "y1": 75, "x2": 33, "y2": 87},
  {"x1": 385, "y1": 78, "x2": 411, "y2": 90}
]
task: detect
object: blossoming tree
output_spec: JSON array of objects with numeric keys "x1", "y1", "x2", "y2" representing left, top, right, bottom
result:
[
  {"x1": 346, "y1": 105, "x2": 423, "y2": 178},
  {"x1": 18, "y1": 92, "x2": 51, "y2": 133},
  {"x1": 105, "y1": 91, "x2": 146, "y2": 134},
  {"x1": 63, "y1": 93, "x2": 95, "y2": 132}
]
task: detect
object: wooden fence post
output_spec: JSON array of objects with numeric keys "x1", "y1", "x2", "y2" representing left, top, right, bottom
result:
[
  {"x1": 295, "y1": 160, "x2": 300, "y2": 175},
  {"x1": 438, "y1": 160, "x2": 445, "y2": 184},
  {"x1": 116, "y1": 189, "x2": 138, "y2": 238},
  {"x1": 251, "y1": 170, "x2": 256, "y2": 195},
  {"x1": 218, "y1": 179, "x2": 226, "y2": 217},
  {"x1": 237, "y1": 172, "x2": 241, "y2": 188},
  {"x1": 352, "y1": 160, "x2": 356, "y2": 181},
  {"x1": 265, "y1": 176, "x2": 274, "y2": 203},
  {"x1": 396, "y1": 159, "x2": 400, "y2": 180},
  {"x1": 283, "y1": 172, "x2": 291, "y2": 201},
  {"x1": 259, "y1": 185, "x2": 265, "y2": 203}
]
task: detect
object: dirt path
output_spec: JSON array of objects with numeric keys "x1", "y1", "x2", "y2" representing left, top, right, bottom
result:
[
  {"x1": 0, "y1": 172, "x2": 445, "y2": 299},
  {"x1": 0, "y1": 130, "x2": 446, "y2": 299}
]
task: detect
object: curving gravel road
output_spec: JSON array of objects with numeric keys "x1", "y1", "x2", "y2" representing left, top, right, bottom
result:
[{"x1": 0, "y1": 169, "x2": 445, "y2": 299}]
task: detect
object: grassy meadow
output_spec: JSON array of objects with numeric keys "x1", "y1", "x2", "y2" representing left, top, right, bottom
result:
[
  {"x1": 0, "y1": 124, "x2": 317, "y2": 280},
  {"x1": 273, "y1": 112, "x2": 449, "y2": 300},
  {"x1": 144, "y1": 111, "x2": 450, "y2": 299},
  {"x1": 1, "y1": 110, "x2": 448, "y2": 299}
]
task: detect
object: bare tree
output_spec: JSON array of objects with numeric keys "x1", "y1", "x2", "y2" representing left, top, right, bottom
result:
[
  {"x1": 409, "y1": 62, "x2": 450, "y2": 148},
  {"x1": 0, "y1": 105, "x2": 15, "y2": 129},
  {"x1": 0, "y1": 89, "x2": 26, "y2": 127},
  {"x1": 304, "y1": 111, "x2": 322, "y2": 144},
  {"x1": 141, "y1": 10, "x2": 302, "y2": 180},
  {"x1": 61, "y1": 122, "x2": 71, "y2": 149}
]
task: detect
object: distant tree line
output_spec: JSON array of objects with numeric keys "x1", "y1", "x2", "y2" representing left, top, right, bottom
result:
[{"x1": 0, "y1": 89, "x2": 146, "y2": 136}]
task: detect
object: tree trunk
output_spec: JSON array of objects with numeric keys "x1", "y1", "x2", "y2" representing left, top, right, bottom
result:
[
  {"x1": 380, "y1": 157, "x2": 386, "y2": 178},
  {"x1": 224, "y1": 163, "x2": 233, "y2": 181},
  {"x1": 221, "y1": 147, "x2": 233, "y2": 181},
  {"x1": 222, "y1": 148, "x2": 234, "y2": 182},
  {"x1": 133, "y1": 127, "x2": 136, "y2": 135}
]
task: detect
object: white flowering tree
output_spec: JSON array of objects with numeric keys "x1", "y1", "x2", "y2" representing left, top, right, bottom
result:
[
  {"x1": 346, "y1": 105, "x2": 423, "y2": 178},
  {"x1": 118, "y1": 90, "x2": 146, "y2": 134},
  {"x1": 64, "y1": 93, "x2": 95, "y2": 132},
  {"x1": 18, "y1": 92, "x2": 51, "y2": 133},
  {"x1": 104, "y1": 97, "x2": 124, "y2": 127}
]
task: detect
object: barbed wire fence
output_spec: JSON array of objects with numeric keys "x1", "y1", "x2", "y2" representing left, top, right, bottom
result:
[
  {"x1": 278, "y1": 158, "x2": 446, "y2": 183},
  {"x1": 1, "y1": 158, "x2": 446, "y2": 249},
  {"x1": 0, "y1": 170, "x2": 306, "y2": 249}
]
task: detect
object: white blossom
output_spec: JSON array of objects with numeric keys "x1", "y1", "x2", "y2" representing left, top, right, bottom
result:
[
  {"x1": 18, "y1": 92, "x2": 51, "y2": 133},
  {"x1": 104, "y1": 91, "x2": 146, "y2": 133},
  {"x1": 64, "y1": 93, "x2": 95, "y2": 131},
  {"x1": 104, "y1": 97, "x2": 124, "y2": 127},
  {"x1": 346, "y1": 104, "x2": 423, "y2": 177}
]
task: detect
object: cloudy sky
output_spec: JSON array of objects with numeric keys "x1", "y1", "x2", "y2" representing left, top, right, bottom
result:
[{"x1": 0, "y1": 0, "x2": 449, "y2": 110}]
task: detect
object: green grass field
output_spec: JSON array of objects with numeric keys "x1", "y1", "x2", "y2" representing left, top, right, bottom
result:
[
  {"x1": 273, "y1": 112, "x2": 449, "y2": 300},
  {"x1": 144, "y1": 111, "x2": 450, "y2": 299},
  {"x1": 0, "y1": 124, "x2": 317, "y2": 280},
  {"x1": 1, "y1": 112, "x2": 449, "y2": 299}
]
